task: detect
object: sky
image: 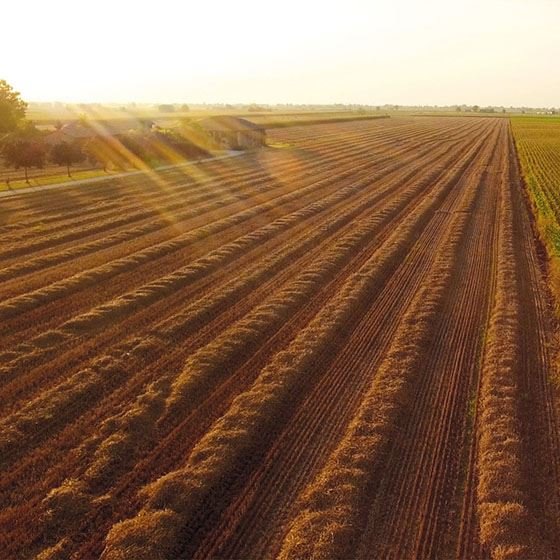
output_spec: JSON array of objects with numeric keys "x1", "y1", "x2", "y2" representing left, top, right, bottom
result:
[{"x1": 2, "y1": 0, "x2": 559, "y2": 107}]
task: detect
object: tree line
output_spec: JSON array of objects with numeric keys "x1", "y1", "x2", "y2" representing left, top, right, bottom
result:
[{"x1": 0, "y1": 80, "x2": 207, "y2": 185}]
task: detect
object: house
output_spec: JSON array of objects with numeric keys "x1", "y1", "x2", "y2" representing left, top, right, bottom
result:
[{"x1": 197, "y1": 116, "x2": 266, "y2": 150}]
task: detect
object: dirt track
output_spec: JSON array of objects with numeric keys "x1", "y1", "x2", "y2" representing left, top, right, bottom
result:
[{"x1": 0, "y1": 117, "x2": 558, "y2": 560}]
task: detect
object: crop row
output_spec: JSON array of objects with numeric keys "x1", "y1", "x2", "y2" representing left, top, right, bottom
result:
[{"x1": 475, "y1": 137, "x2": 534, "y2": 559}]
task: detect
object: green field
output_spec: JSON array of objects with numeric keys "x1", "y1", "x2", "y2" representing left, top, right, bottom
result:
[{"x1": 511, "y1": 116, "x2": 560, "y2": 302}]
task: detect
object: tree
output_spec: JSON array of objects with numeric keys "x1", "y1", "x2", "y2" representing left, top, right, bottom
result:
[
  {"x1": 83, "y1": 137, "x2": 114, "y2": 172},
  {"x1": 51, "y1": 141, "x2": 85, "y2": 177},
  {"x1": 3, "y1": 136, "x2": 46, "y2": 183},
  {"x1": 0, "y1": 80, "x2": 27, "y2": 133}
]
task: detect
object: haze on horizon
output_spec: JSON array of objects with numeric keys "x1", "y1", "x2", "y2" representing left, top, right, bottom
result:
[{"x1": 2, "y1": 0, "x2": 559, "y2": 108}]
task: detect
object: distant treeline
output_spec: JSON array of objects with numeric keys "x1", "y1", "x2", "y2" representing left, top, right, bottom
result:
[{"x1": 1, "y1": 125, "x2": 209, "y2": 183}]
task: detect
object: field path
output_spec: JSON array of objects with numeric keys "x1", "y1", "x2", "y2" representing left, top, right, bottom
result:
[{"x1": 0, "y1": 151, "x2": 243, "y2": 199}]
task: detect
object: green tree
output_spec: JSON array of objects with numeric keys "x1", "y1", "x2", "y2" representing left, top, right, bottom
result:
[
  {"x1": 51, "y1": 141, "x2": 85, "y2": 177},
  {"x1": 3, "y1": 136, "x2": 46, "y2": 183},
  {"x1": 0, "y1": 80, "x2": 27, "y2": 133}
]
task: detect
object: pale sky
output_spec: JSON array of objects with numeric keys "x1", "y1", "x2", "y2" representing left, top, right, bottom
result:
[{"x1": 2, "y1": 0, "x2": 559, "y2": 107}]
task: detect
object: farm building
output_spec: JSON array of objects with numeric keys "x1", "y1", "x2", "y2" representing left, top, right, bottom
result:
[{"x1": 197, "y1": 116, "x2": 266, "y2": 150}]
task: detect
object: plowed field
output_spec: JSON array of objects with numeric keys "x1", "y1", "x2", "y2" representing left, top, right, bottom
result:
[{"x1": 1, "y1": 117, "x2": 558, "y2": 560}]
